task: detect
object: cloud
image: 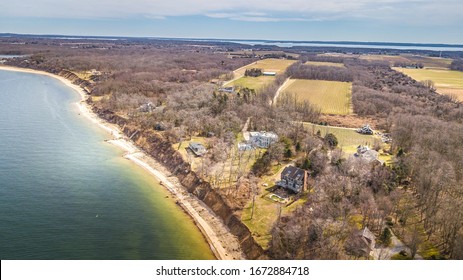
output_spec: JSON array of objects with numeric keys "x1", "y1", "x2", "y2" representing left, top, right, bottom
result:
[{"x1": 1, "y1": 0, "x2": 462, "y2": 25}]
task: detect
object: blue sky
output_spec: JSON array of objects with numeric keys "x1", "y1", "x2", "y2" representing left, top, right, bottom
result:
[{"x1": 1, "y1": 0, "x2": 462, "y2": 44}]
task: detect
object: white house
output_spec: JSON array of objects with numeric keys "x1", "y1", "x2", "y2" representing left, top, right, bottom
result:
[
  {"x1": 249, "y1": 131, "x2": 278, "y2": 148},
  {"x1": 238, "y1": 142, "x2": 254, "y2": 151}
]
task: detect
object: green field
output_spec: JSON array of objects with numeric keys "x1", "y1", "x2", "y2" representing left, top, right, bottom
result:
[
  {"x1": 234, "y1": 58, "x2": 297, "y2": 77},
  {"x1": 226, "y1": 58, "x2": 297, "y2": 90},
  {"x1": 283, "y1": 79, "x2": 353, "y2": 115},
  {"x1": 305, "y1": 61, "x2": 345, "y2": 68},
  {"x1": 228, "y1": 75, "x2": 275, "y2": 91},
  {"x1": 393, "y1": 67, "x2": 463, "y2": 101}
]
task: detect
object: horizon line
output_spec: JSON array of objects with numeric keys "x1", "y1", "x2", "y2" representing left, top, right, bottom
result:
[{"x1": 1, "y1": 32, "x2": 463, "y2": 48}]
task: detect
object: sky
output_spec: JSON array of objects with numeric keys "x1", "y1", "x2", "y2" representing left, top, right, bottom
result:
[{"x1": 1, "y1": 0, "x2": 462, "y2": 44}]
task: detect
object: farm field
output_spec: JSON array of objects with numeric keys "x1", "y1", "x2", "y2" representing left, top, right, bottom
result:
[
  {"x1": 282, "y1": 79, "x2": 352, "y2": 115},
  {"x1": 358, "y1": 54, "x2": 452, "y2": 68},
  {"x1": 401, "y1": 55, "x2": 453, "y2": 69},
  {"x1": 359, "y1": 54, "x2": 411, "y2": 66},
  {"x1": 228, "y1": 75, "x2": 274, "y2": 91},
  {"x1": 225, "y1": 58, "x2": 297, "y2": 90},
  {"x1": 234, "y1": 58, "x2": 297, "y2": 77},
  {"x1": 393, "y1": 67, "x2": 463, "y2": 101},
  {"x1": 304, "y1": 61, "x2": 345, "y2": 67}
]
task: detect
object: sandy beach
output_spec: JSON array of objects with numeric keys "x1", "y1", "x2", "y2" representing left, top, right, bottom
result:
[{"x1": 0, "y1": 65, "x2": 244, "y2": 260}]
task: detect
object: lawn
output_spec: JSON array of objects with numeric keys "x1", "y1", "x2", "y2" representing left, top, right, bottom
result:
[
  {"x1": 173, "y1": 136, "x2": 209, "y2": 170},
  {"x1": 304, "y1": 61, "x2": 345, "y2": 68},
  {"x1": 283, "y1": 79, "x2": 353, "y2": 115},
  {"x1": 303, "y1": 123, "x2": 378, "y2": 149},
  {"x1": 393, "y1": 67, "x2": 463, "y2": 101},
  {"x1": 241, "y1": 164, "x2": 307, "y2": 249}
]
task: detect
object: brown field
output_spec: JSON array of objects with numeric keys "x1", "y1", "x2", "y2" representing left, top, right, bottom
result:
[
  {"x1": 283, "y1": 79, "x2": 353, "y2": 115},
  {"x1": 402, "y1": 55, "x2": 453, "y2": 69},
  {"x1": 359, "y1": 54, "x2": 411, "y2": 66},
  {"x1": 394, "y1": 67, "x2": 463, "y2": 102},
  {"x1": 304, "y1": 61, "x2": 345, "y2": 68},
  {"x1": 359, "y1": 54, "x2": 453, "y2": 69}
]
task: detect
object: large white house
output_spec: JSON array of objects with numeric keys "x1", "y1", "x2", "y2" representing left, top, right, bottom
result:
[{"x1": 248, "y1": 131, "x2": 278, "y2": 148}]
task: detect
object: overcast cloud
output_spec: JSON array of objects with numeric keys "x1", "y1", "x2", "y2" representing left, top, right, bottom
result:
[{"x1": 2, "y1": 0, "x2": 463, "y2": 25}]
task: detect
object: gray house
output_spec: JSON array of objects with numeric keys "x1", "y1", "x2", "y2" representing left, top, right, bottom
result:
[
  {"x1": 188, "y1": 142, "x2": 207, "y2": 157},
  {"x1": 276, "y1": 166, "x2": 308, "y2": 193},
  {"x1": 357, "y1": 124, "x2": 374, "y2": 135},
  {"x1": 249, "y1": 131, "x2": 278, "y2": 148},
  {"x1": 354, "y1": 145, "x2": 383, "y2": 164},
  {"x1": 219, "y1": 86, "x2": 235, "y2": 93}
]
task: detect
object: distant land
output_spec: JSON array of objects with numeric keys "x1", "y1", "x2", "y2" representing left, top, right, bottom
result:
[{"x1": 1, "y1": 33, "x2": 462, "y2": 51}]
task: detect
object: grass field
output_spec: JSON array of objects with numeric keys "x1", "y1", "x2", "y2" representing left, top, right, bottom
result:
[
  {"x1": 234, "y1": 58, "x2": 297, "y2": 77},
  {"x1": 283, "y1": 79, "x2": 353, "y2": 115},
  {"x1": 303, "y1": 123, "x2": 378, "y2": 148},
  {"x1": 305, "y1": 61, "x2": 345, "y2": 67},
  {"x1": 303, "y1": 123, "x2": 393, "y2": 163},
  {"x1": 225, "y1": 58, "x2": 296, "y2": 90},
  {"x1": 228, "y1": 75, "x2": 275, "y2": 91},
  {"x1": 358, "y1": 55, "x2": 453, "y2": 69},
  {"x1": 393, "y1": 68, "x2": 463, "y2": 101},
  {"x1": 402, "y1": 55, "x2": 453, "y2": 69}
]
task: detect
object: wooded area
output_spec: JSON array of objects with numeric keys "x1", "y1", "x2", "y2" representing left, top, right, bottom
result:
[{"x1": 2, "y1": 36, "x2": 462, "y2": 259}]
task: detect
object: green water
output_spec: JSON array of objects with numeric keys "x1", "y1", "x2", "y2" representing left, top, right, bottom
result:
[{"x1": 0, "y1": 69, "x2": 214, "y2": 260}]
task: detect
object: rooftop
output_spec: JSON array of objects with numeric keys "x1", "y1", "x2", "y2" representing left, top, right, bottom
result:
[{"x1": 281, "y1": 165, "x2": 306, "y2": 181}]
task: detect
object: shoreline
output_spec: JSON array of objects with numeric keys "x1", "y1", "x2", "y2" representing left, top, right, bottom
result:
[{"x1": 0, "y1": 65, "x2": 243, "y2": 260}]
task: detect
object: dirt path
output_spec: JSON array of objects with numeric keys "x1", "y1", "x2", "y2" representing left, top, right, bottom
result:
[
  {"x1": 371, "y1": 228, "x2": 422, "y2": 260},
  {"x1": 222, "y1": 60, "x2": 259, "y2": 86},
  {"x1": 272, "y1": 78, "x2": 293, "y2": 105}
]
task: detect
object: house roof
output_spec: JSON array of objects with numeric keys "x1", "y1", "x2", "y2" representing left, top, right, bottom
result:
[
  {"x1": 281, "y1": 166, "x2": 306, "y2": 181},
  {"x1": 249, "y1": 131, "x2": 278, "y2": 139},
  {"x1": 189, "y1": 142, "x2": 205, "y2": 150},
  {"x1": 360, "y1": 227, "x2": 375, "y2": 242}
]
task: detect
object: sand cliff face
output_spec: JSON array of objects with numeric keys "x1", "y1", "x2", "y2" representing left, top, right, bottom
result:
[
  {"x1": 94, "y1": 108, "x2": 266, "y2": 260},
  {"x1": 58, "y1": 70, "x2": 93, "y2": 94}
]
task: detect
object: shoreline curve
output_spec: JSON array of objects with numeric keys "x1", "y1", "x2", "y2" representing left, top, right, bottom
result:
[{"x1": 0, "y1": 65, "x2": 243, "y2": 260}]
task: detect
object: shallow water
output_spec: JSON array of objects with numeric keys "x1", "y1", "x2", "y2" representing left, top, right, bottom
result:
[{"x1": 0, "y1": 70, "x2": 214, "y2": 260}]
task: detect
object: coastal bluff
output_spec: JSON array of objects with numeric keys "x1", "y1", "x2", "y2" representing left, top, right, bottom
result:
[{"x1": 94, "y1": 107, "x2": 266, "y2": 260}]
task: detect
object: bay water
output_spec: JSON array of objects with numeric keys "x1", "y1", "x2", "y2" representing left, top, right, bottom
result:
[{"x1": 0, "y1": 69, "x2": 214, "y2": 260}]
